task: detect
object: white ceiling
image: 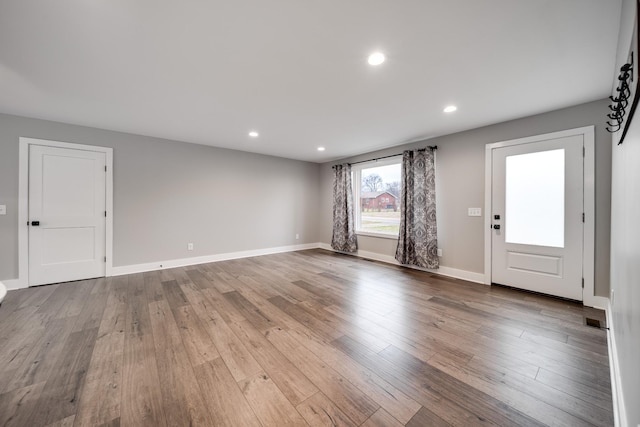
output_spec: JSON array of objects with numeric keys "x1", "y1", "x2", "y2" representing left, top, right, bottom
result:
[{"x1": 0, "y1": 0, "x2": 622, "y2": 163}]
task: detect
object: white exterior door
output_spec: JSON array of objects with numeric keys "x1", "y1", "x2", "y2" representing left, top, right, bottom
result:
[
  {"x1": 28, "y1": 145, "x2": 107, "y2": 286},
  {"x1": 490, "y1": 134, "x2": 584, "y2": 301}
]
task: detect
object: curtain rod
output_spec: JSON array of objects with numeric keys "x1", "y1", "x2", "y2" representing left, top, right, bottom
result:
[{"x1": 340, "y1": 146, "x2": 437, "y2": 167}]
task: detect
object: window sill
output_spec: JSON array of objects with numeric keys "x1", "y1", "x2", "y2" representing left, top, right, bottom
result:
[{"x1": 356, "y1": 231, "x2": 399, "y2": 240}]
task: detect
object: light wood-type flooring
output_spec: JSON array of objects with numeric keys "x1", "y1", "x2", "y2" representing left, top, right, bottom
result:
[{"x1": 0, "y1": 249, "x2": 613, "y2": 426}]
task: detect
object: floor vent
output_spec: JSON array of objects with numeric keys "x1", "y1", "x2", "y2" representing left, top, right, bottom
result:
[{"x1": 585, "y1": 318, "x2": 602, "y2": 328}]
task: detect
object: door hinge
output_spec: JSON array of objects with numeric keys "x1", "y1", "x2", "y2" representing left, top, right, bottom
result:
[
  {"x1": 104, "y1": 256, "x2": 107, "y2": 262},
  {"x1": 582, "y1": 278, "x2": 584, "y2": 288},
  {"x1": 105, "y1": 165, "x2": 107, "y2": 172},
  {"x1": 583, "y1": 146, "x2": 585, "y2": 157},
  {"x1": 582, "y1": 213, "x2": 585, "y2": 222},
  {"x1": 104, "y1": 211, "x2": 107, "y2": 217}
]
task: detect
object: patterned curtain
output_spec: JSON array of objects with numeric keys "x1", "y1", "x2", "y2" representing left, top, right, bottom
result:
[
  {"x1": 331, "y1": 164, "x2": 358, "y2": 253},
  {"x1": 395, "y1": 148, "x2": 439, "y2": 268}
]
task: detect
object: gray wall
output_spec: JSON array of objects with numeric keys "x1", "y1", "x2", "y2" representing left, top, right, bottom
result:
[
  {"x1": 609, "y1": 0, "x2": 640, "y2": 424},
  {"x1": 0, "y1": 113, "x2": 320, "y2": 280},
  {"x1": 320, "y1": 99, "x2": 612, "y2": 297}
]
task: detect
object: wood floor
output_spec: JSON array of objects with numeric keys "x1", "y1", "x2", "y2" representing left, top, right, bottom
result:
[{"x1": 0, "y1": 249, "x2": 613, "y2": 426}]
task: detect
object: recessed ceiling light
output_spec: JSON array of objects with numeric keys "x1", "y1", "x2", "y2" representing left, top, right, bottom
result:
[
  {"x1": 367, "y1": 52, "x2": 385, "y2": 66},
  {"x1": 443, "y1": 105, "x2": 457, "y2": 113},
  {"x1": 317, "y1": 146, "x2": 326, "y2": 152},
  {"x1": 249, "y1": 131, "x2": 259, "y2": 137}
]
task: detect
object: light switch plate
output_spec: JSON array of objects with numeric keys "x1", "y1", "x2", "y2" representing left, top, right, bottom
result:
[
  {"x1": 0, "y1": 205, "x2": 6, "y2": 215},
  {"x1": 468, "y1": 207, "x2": 482, "y2": 217}
]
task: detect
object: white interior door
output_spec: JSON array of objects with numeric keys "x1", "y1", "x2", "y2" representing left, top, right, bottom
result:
[
  {"x1": 491, "y1": 134, "x2": 584, "y2": 300},
  {"x1": 29, "y1": 145, "x2": 106, "y2": 286}
]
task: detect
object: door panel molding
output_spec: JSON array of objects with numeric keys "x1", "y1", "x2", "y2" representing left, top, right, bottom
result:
[
  {"x1": 507, "y1": 251, "x2": 563, "y2": 277},
  {"x1": 18, "y1": 137, "x2": 113, "y2": 288},
  {"x1": 484, "y1": 126, "x2": 597, "y2": 306}
]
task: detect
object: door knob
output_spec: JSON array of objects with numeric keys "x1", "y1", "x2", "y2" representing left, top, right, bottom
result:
[
  {"x1": 30, "y1": 221, "x2": 40, "y2": 226},
  {"x1": 493, "y1": 224, "x2": 500, "y2": 230}
]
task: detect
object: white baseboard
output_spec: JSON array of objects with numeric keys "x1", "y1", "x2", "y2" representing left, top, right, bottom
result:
[
  {"x1": 0, "y1": 278, "x2": 24, "y2": 290},
  {"x1": 605, "y1": 301, "x2": 627, "y2": 427},
  {"x1": 583, "y1": 295, "x2": 609, "y2": 311},
  {"x1": 111, "y1": 243, "x2": 321, "y2": 276},
  {"x1": 436, "y1": 266, "x2": 486, "y2": 284},
  {"x1": 318, "y1": 243, "x2": 485, "y2": 284}
]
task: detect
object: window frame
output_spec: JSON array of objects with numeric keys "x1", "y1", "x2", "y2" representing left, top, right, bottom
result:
[{"x1": 351, "y1": 156, "x2": 402, "y2": 240}]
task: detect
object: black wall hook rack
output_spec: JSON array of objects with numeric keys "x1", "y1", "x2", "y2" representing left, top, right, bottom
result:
[
  {"x1": 607, "y1": 53, "x2": 634, "y2": 134},
  {"x1": 607, "y1": 52, "x2": 640, "y2": 145}
]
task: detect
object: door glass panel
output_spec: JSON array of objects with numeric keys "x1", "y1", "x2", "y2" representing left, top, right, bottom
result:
[{"x1": 505, "y1": 149, "x2": 564, "y2": 248}]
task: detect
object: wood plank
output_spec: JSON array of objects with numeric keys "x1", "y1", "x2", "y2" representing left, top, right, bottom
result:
[
  {"x1": 53, "y1": 280, "x2": 94, "y2": 320},
  {"x1": 17, "y1": 283, "x2": 59, "y2": 310},
  {"x1": 235, "y1": 273, "x2": 286, "y2": 300},
  {"x1": 464, "y1": 355, "x2": 613, "y2": 426},
  {"x1": 3, "y1": 317, "x2": 78, "y2": 393},
  {"x1": 143, "y1": 270, "x2": 166, "y2": 303},
  {"x1": 45, "y1": 414, "x2": 75, "y2": 427},
  {"x1": 427, "y1": 352, "x2": 598, "y2": 427},
  {"x1": 184, "y1": 268, "x2": 219, "y2": 291},
  {"x1": 297, "y1": 299, "x2": 390, "y2": 353},
  {"x1": 160, "y1": 279, "x2": 190, "y2": 308},
  {"x1": 26, "y1": 283, "x2": 72, "y2": 324},
  {"x1": 224, "y1": 290, "x2": 277, "y2": 331},
  {"x1": 227, "y1": 319, "x2": 318, "y2": 405},
  {"x1": 0, "y1": 308, "x2": 46, "y2": 376},
  {"x1": 96, "y1": 418, "x2": 120, "y2": 427},
  {"x1": 27, "y1": 327, "x2": 99, "y2": 426},
  {"x1": 286, "y1": 327, "x2": 420, "y2": 423},
  {"x1": 268, "y1": 296, "x2": 342, "y2": 341},
  {"x1": 266, "y1": 327, "x2": 379, "y2": 425},
  {"x1": 332, "y1": 335, "x2": 505, "y2": 426},
  {"x1": 198, "y1": 268, "x2": 238, "y2": 293},
  {"x1": 379, "y1": 345, "x2": 545, "y2": 427},
  {"x1": 73, "y1": 326, "x2": 125, "y2": 426},
  {"x1": 179, "y1": 282, "x2": 262, "y2": 382},
  {"x1": 296, "y1": 392, "x2": 358, "y2": 427},
  {"x1": 71, "y1": 279, "x2": 109, "y2": 332},
  {"x1": 148, "y1": 299, "x2": 213, "y2": 426},
  {"x1": 169, "y1": 304, "x2": 220, "y2": 366},
  {"x1": 120, "y1": 275, "x2": 167, "y2": 427},
  {"x1": 73, "y1": 275, "x2": 127, "y2": 426},
  {"x1": 239, "y1": 371, "x2": 309, "y2": 426},
  {"x1": 97, "y1": 275, "x2": 128, "y2": 337},
  {"x1": 405, "y1": 406, "x2": 451, "y2": 427},
  {"x1": 89, "y1": 276, "x2": 111, "y2": 295},
  {"x1": 362, "y1": 408, "x2": 405, "y2": 427},
  {"x1": 192, "y1": 358, "x2": 262, "y2": 427},
  {"x1": 0, "y1": 382, "x2": 47, "y2": 427},
  {"x1": 222, "y1": 279, "x2": 304, "y2": 332},
  {"x1": 535, "y1": 367, "x2": 614, "y2": 412}
]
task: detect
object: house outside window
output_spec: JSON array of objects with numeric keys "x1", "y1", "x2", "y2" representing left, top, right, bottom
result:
[{"x1": 352, "y1": 157, "x2": 402, "y2": 238}]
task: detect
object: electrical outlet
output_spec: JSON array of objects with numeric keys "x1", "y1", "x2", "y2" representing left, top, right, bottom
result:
[
  {"x1": 188, "y1": 243, "x2": 194, "y2": 251},
  {"x1": 468, "y1": 207, "x2": 482, "y2": 217},
  {"x1": 437, "y1": 248, "x2": 443, "y2": 257},
  {"x1": 295, "y1": 233, "x2": 300, "y2": 240}
]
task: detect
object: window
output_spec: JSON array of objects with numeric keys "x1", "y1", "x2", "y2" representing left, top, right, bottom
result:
[
  {"x1": 352, "y1": 157, "x2": 402, "y2": 238},
  {"x1": 505, "y1": 149, "x2": 565, "y2": 248}
]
